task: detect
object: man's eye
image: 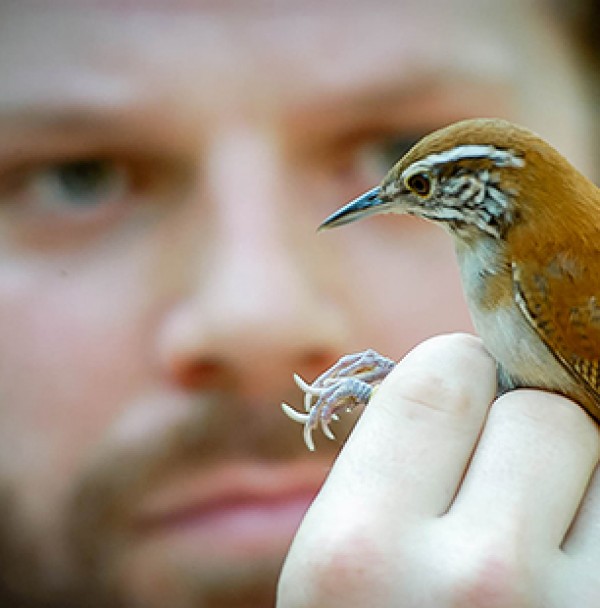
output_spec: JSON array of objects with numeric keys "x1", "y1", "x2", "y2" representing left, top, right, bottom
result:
[
  {"x1": 26, "y1": 159, "x2": 129, "y2": 211},
  {"x1": 0, "y1": 153, "x2": 186, "y2": 248}
]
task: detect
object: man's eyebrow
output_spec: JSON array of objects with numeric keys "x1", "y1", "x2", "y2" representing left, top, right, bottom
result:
[
  {"x1": 294, "y1": 72, "x2": 503, "y2": 126},
  {"x1": 341, "y1": 76, "x2": 442, "y2": 107},
  {"x1": 0, "y1": 102, "x2": 193, "y2": 154},
  {"x1": 0, "y1": 104, "x2": 145, "y2": 132},
  {"x1": 332, "y1": 64, "x2": 511, "y2": 107}
]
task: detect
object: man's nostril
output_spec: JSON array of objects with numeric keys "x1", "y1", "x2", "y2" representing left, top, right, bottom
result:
[{"x1": 172, "y1": 357, "x2": 226, "y2": 390}]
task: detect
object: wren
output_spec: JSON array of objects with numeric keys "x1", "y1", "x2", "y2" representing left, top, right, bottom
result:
[{"x1": 282, "y1": 118, "x2": 600, "y2": 451}]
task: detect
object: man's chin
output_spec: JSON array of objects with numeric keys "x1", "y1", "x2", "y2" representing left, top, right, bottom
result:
[
  {"x1": 102, "y1": 486, "x2": 316, "y2": 606},
  {"x1": 113, "y1": 537, "x2": 285, "y2": 608}
]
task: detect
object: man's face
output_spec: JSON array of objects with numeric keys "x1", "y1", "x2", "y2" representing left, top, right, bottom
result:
[{"x1": 0, "y1": 1, "x2": 593, "y2": 606}]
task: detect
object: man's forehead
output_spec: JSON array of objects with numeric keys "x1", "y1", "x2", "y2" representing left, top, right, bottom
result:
[
  {"x1": 0, "y1": 0, "x2": 524, "y2": 124},
  {"x1": 12, "y1": 0, "x2": 525, "y2": 14},
  {"x1": 2, "y1": 0, "x2": 521, "y2": 63}
]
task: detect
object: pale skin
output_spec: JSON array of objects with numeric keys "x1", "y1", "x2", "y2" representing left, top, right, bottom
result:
[{"x1": 0, "y1": 1, "x2": 597, "y2": 607}]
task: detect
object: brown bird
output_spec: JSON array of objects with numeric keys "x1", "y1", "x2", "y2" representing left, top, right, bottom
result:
[{"x1": 282, "y1": 118, "x2": 600, "y2": 451}]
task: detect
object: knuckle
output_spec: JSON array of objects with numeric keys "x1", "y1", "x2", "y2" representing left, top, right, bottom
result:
[
  {"x1": 493, "y1": 390, "x2": 600, "y2": 454},
  {"x1": 437, "y1": 537, "x2": 534, "y2": 608},
  {"x1": 288, "y1": 520, "x2": 392, "y2": 605},
  {"x1": 424, "y1": 332, "x2": 488, "y2": 358},
  {"x1": 379, "y1": 333, "x2": 495, "y2": 420}
]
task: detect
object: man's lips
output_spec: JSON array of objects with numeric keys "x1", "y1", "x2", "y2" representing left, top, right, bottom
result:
[{"x1": 133, "y1": 460, "x2": 329, "y2": 553}]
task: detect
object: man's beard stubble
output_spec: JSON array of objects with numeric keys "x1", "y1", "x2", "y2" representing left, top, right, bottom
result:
[{"x1": 0, "y1": 387, "x2": 348, "y2": 607}]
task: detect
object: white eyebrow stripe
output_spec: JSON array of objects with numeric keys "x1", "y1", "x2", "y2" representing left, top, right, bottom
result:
[{"x1": 407, "y1": 145, "x2": 525, "y2": 174}]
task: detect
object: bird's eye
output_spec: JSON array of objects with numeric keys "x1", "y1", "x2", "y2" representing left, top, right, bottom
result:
[{"x1": 406, "y1": 173, "x2": 432, "y2": 197}]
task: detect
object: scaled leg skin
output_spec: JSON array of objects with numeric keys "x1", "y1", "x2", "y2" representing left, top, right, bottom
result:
[{"x1": 281, "y1": 349, "x2": 396, "y2": 451}]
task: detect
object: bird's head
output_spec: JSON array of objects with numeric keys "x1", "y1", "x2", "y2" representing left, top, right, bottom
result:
[{"x1": 320, "y1": 118, "x2": 568, "y2": 241}]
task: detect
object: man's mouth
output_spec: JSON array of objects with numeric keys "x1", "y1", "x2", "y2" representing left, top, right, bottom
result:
[{"x1": 133, "y1": 460, "x2": 328, "y2": 557}]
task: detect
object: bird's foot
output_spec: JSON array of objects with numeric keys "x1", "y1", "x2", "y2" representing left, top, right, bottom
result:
[{"x1": 281, "y1": 349, "x2": 395, "y2": 451}]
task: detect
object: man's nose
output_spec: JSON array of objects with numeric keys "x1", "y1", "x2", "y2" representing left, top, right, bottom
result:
[{"x1": 158, "y1": 127, "x2": 348, "y2": 397}]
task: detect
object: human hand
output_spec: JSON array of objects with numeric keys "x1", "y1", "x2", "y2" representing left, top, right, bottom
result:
[{"x1": 277, "y1": 334, "x2": 600, "y2": 608}]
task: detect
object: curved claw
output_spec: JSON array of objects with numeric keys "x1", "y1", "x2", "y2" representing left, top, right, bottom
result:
[
  {"x1": 282, "y1": 401, "x2": 319, "y2": 451},
  {"x1": 320, "y1": 417, "x2": 336, "y2": 441},
  {"x1": 303, "y1": 423, "x2": 316, "y2": 452},
  {"x1": 293, "y1": 373, "x2": 326, "y2": 412},
  {"x1": 281, "y1": 402, "x2": 310, "y2": 424},
  {"x1": 293, "y1": 373, "x2": 326, "y2": 397}
]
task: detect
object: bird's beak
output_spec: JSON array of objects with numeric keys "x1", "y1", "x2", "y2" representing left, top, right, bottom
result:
[{"x1": 319, "y1": 186, "x2": 389, "y2": 230}]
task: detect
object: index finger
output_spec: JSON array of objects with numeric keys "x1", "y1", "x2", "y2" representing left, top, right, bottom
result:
[{"x1": 317, "y1": 333, "x2": 497, "y2": 525}]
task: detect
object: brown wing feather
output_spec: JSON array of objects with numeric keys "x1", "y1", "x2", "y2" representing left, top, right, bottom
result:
[{"x1": 512, "y1": 253, "x2": 600, "y2": 398}]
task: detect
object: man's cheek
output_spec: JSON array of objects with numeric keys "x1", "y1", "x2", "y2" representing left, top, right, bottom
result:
[{"x1": 0, "y1": 284, "x2": 144, "y2": 546}]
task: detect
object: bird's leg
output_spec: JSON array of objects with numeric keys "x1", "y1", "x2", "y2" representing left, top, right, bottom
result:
[{"x1": 281, "y1": 349, "x2": 395, "y2": 451}]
